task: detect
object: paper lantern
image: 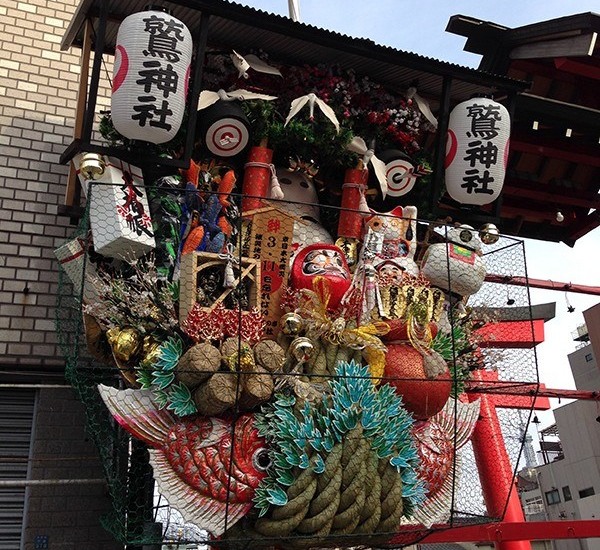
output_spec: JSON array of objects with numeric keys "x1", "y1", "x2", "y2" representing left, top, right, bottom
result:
[
  {"x1": 111, "y1": 10, "x2": 192, "y2": 144},
  {"x1": 445, "y1": 97, "x2": 510, "y2": 205}
]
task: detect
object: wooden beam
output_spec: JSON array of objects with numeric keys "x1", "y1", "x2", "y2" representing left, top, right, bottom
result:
[
  {"x1": 510, "y1": 59, "x2": 581, "y2": 85},
  {"x1": 502, "y1": 182, "x2": 600, "y2": 210},
  {"x1": 510, "y1": 132, "x2": 600, "y2": 168},
  {"x1": 514, "y1": 93, "x2": 600, "y2": 133},
  {"x1": 564, "y1": 209, "x2": 600, "y2": 244},
  {"x1": 475, "y1": 320, "x2": 546, "y2": 349},
  {"x1": 485, "y1": 274, "x2": 600, "y2": 296},
  {"x1": 510, "y1": 32, "x2": 597, "y2": 60},
  {"x1": 555, "y1": 56, "x2": 600, "y2": 80},
  {"x1": 64, "y1": 18, "x2": 92, "y2": 208}
]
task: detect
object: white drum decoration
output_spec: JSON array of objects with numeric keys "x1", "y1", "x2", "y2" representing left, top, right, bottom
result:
[
  {"x1": 379, "y1": 149, "x2": 417, "y2": 198},
  {"x1": 445, "y1": 97, "x2": 510, "y2": 206},
  {"x1": 421, "y1": 225, "x2": 486, "y2": 298},
  {"x1": 111, "y1": 10, "x2": 192, "y2": 144}
]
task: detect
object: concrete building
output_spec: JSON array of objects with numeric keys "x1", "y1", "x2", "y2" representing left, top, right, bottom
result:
[{"x1": 520, "y1": 303, "x2": 600, "y2": 550}]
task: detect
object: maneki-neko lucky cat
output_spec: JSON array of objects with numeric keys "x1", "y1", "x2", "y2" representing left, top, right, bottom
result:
[{"x1": 366, "y1": 205, "x2": 419, "y2": 277}]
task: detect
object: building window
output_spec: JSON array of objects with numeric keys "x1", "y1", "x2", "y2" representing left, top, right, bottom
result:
[
  {"x1": 545, "y1": 489, "x2": 561, "y2": 505},
  {"x1": 562, "y1": 486, "x2": 572, "y2": 501},
  {"x1": 585, "y1": 353, "x2": 593, "y2": 362},
  {"x1": 579, "y1": 487, "x2": 595, "y2": 498}
]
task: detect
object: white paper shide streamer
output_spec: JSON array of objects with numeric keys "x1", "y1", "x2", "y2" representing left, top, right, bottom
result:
[{"x1": 111, "y1": 11, "x2": 192, "y2": 144}]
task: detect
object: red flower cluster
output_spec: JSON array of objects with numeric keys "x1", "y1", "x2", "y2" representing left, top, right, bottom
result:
[{"x1": 182, "y1": 303, "x2": 265, "y2": 345}]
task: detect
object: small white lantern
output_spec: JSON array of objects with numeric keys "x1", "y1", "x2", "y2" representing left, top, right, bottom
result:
[
  {"x1": 445, "y1": 97, "x2": 510, "y2": 205},
  {"x1": 111, "y1": 10, "x2": 192, "y2": 144}
]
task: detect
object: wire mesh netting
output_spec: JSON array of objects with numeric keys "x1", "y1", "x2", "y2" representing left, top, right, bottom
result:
[{"x1": 55, "y1": 171, "x2": 539, "y2": 549}]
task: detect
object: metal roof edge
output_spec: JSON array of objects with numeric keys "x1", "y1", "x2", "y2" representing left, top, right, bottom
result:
[{"x1": 61, "y1": 0, "x2": 528, "y2": 91}]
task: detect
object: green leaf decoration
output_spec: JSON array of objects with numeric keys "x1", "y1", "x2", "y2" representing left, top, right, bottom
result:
[
  {"x1": 136, "y1": 369, "x2": 154, "y2": 390},
  {"x1": 266, "y1": 485, "x2": 288, "y2": 506},
  {"x1": 152, "y1": 389, "x2": 170, "y2": 410},
  {"x1": 156, "y1": 336, "x2": 182, "y2": 372},
  {"x1": 151, "y1": 369, "x2": 175, "y2": 390},
  {"x1": 166, "y1": 382, "x2": 197, "y2": 417},
  {"x1": 254, "y1": 360, "x2": 426, "y2": 516}
]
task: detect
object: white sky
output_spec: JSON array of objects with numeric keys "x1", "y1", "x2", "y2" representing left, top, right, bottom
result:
[{"x1": 236, "y1": 1, "x2": 600, "y2": 428}]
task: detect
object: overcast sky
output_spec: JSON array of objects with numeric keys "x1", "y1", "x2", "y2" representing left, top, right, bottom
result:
[{"x1": 236, "y1": 0, "x2": 600, "y2": 429}]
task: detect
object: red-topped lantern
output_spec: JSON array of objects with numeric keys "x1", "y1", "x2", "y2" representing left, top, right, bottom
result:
[
  {"x1": 111, "y1": 10, "x2": 192, "y2": 144},
  {"x1": 445, "y1": 97, "x2": 510, "y2": 205}
]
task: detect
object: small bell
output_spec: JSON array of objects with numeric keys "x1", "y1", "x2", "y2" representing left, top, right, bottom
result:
[
  {"x1": 479, "y1": 223, "x2": 500, "y2": 245},
  {"x1": 280, "y1": 312, "x2": 304, "y2": 336},
  {"x1": 106, "y1": 326, "x2": 142, "y2": 363},
  {"x1": 79, "y1": 153, "x2": 106, "y2": 180},
  {"x1": 140, "y1": 335, "x2": 162, "y2": 368},
  {"x1": 289, "y1": 337, "x2": 314, "y2": 364}
]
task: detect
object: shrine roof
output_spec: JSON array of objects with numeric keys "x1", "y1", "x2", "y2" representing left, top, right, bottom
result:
[{"x1": 446, "y1": 12, "x2": 600, "y2": 245}]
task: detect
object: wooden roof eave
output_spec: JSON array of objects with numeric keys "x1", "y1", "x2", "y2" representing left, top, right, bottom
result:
[{"x1": 515, "y1": 93, "x2": 600, "y2": 133}]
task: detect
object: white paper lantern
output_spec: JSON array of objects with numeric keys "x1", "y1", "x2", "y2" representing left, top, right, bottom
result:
[
  {"x1": 111, "y1": 10, "x2": 192, "y2": 144},
  {"x1": 445, "y1": 97, "x2": 510, "y2": 205}
]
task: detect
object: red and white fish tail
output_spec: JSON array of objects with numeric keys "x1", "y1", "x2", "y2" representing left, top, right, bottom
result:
[
  {"x1": 432, "y1": 397, "x2": 480, "y2": 450},
  {"x1": 98, "y1": 385, "x2": 176, "y2": 447}
]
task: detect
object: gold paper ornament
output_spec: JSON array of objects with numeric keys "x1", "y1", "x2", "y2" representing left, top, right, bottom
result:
[
  {"x1": 106, "y1": 326, "x2": 142, "y2": 363},
  {"x1": 335, "y1": 236, "x2": 359, "y2": 269},
  {"x1": 79, "y1": 153, "x2": 106, "y2": 180},
  {"x1": 289, "y1": 337, "x2": 314, "y2": 364},
  {"x1": 479, "y1": 223, "x2": 500, "y2": 245},
  {"x1": 280, "y1": 312, "x2": 304, "y2": 336}
]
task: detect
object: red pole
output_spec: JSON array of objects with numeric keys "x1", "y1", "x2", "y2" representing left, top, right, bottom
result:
[{"x1": 469, "y1": 386, "x2": 531, "y2": 550}]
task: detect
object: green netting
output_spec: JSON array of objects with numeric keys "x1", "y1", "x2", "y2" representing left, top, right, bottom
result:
[{"x1": 55, "y1": 174, "x2": 539, "y2": 549}]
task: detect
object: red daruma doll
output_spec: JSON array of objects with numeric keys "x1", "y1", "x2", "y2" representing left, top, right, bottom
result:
[{"x1": 290, "y1": 244, "x2": 351, "y2": 311}]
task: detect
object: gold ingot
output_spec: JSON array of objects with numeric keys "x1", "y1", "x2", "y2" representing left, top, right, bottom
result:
[
  {"x1": 106, "y1": 326, "x2": 142, "y2": 363},
  {"x1": 79, "y1": 153, "x2": 106, "y2": 180},
  {"x1": 280, "y1": 312, "x2": 304, "y2": 336},
  {"x1": 289, "y1": 337, "x2": 314, "y2": 364},
  {"x1": 479, "y1": 223, "x2": 500, "y2": 245}
]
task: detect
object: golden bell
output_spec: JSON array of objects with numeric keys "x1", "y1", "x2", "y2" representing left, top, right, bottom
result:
[
  {"x1": 107, "y1": 326, "x2": 142, "y2": 363},
  {"x1": 79, "y1": 153, "x2": 106, "y2": 181},
  {"x1": 289, "y1": 337, "x2": 314, "y2": 364},
  {"x1": 280, "y1": 312, "x2": 304, "y2": 336},
  {"x1": 479, "y1": 223, "x2": 500, "y2": 245},
  {"x1": 140, "y1": 336, "x2": 162, "y2": 367}
]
